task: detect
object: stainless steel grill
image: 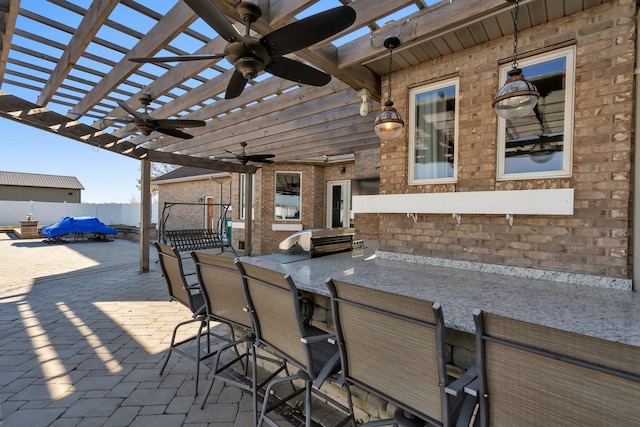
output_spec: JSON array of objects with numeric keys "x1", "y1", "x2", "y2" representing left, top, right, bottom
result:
[{"x1": 279, "y1": 228, "x2": 355, "y2": 257}]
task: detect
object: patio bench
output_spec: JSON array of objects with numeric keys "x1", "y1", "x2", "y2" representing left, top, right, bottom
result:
[{"x1": 164, "y1": 229, "x2": 236, "y2": 255}]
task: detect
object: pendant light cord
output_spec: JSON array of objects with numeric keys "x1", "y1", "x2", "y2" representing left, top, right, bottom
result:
[
  {"x1": 511, "y1": 0, "x2": 520, "y2": 69},
  {"x1": 386, "y1": 45, "x2": 394, "y2": 103}
]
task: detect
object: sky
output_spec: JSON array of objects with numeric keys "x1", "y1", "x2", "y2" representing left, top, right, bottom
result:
[{"x1": 1, "y1": 117, "x2": 142, "y2": 203}]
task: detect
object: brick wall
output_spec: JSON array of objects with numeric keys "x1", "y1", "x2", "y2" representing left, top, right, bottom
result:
[
  {"x1": 231, "y1": 150, "x2": 379, "y2": 255},
  {"x1": 378, "y1": 0, "x2": 635, "y2": 279},
  {"x1": 354, "y1": 149, "x2": 380, "y2": 240},
  {"x1": 157, "y1": 176, "x2": 232, "y2": 231}
]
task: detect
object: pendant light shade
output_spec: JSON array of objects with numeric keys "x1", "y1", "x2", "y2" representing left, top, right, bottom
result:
[
  {"x1": 493, "y1": 0, "x2": 539, "y2": 120},
  {"x1": 493, "y1": 68, "x2": 539, "y2": 119},
  {"x1": 374, "y1": 36, "x2": 404, "y2": 140},
  {"x1": 374, "y1": 100, "x2": 404, "y2": 140}
]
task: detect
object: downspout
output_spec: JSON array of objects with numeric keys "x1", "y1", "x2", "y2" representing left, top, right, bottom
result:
[{"x1": 633, "y1": 6, "x2": 640, "y2": 291}]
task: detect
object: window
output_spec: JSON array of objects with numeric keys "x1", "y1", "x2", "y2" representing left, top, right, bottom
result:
[
  {"x1": 239, "y1": 173, "x2": 255, "y2": 220},
  {"x1": 497, "y1": 46, "x2": 575, "y2": 179},
  {"x1": 409, "y1": 77, "x2": 458, "y2": 184},
  {"x1": 275, "y1": 172, "x2": 301, "y2": 220}
]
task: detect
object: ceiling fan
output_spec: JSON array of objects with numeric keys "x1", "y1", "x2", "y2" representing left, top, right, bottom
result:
[
  {"x1": 130, "y1": 0, "x2": 356, "y2": 99},
  {"x1": 98, "y1": 93, "x2": 206, "y2": 139},
  {"x1": 212, "y1": 142, "x2": 275, "y2": 165}
]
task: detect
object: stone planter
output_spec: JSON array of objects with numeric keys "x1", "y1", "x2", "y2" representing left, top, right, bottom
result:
[{"x1": 19, "y1": 220, "x2": 40, "y2": 239}]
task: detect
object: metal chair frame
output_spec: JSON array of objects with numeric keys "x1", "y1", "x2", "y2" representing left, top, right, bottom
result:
[
  {"x1": 191, "y1": 251, "x2": 287, "y2": 425},
  {"x1": 326, "y1": 278, "x2": 476, "y2": 427},
  {"x1": 236, "y1": 260, "x2": 354, "y2": 427},
  {"x1": 154, "y1": 242, "x2": 235, "y2": 396},
  {"x1": 473, "y1": 309, "x2": 640, "y2": 427}
]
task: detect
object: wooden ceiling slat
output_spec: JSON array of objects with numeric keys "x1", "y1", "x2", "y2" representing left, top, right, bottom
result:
[
  {"x1": 69, "y1": 1, "x2": 198, "y2": 116},
  {"x1": 0, "y1": 0, "x2": 20, "y2": 81},
  {"x1": 153, "y1": 84, "x2": 359, "y2": 155},
  {"x1": 36, "y1": 0, "x2": 119, "y2": 106},
  {"x1": 181, "y1": 99, "x2": 374, "y2": 158},
  {"x1": 267, "y1": 0, "x2": 314, "y2": 28},
  {"x1": 141, "y1": 77, "x2": 302, "y2": 150}
]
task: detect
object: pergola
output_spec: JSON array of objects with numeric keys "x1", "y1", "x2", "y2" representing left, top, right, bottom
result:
[{"x1": 0, "y1": 0, "x2": 607, "y2": 268}]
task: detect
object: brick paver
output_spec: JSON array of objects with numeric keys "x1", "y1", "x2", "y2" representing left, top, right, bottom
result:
[{"x1": 0, "y1": 234, "x2": 298, "y2": 427}]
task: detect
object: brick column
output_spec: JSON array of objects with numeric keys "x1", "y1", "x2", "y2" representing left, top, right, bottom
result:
[{"x1": 19, "y1": 220, "x2": 40, "y2": 239}]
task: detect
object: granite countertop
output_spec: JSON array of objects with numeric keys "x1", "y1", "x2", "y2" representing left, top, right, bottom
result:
[{"x1": 240, "y1": 242, "x2": 640, "y2": 346}]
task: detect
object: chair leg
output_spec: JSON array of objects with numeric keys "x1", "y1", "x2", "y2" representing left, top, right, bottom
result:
[
  {"x1": 304, "y1": 380, "x2": 312, "y2": 427},
  {"x1": 258, "y1": 374, "x2": 305, "y2": 427},
  {"x1": 251, "y1": 345, "x2": 259, "y2": 426},
  {"x1": 160, "y1": 317, "x2": 200, "y2": 376},
  {"x1": 194, "y1": 319, "x2": 208, "y2": 396}
]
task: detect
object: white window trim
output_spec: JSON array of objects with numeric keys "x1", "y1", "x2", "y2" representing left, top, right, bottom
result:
[
  {"x1": 274, "y1": 171, "x2": 302, "y2": 222},
  {"x1": 326, "y1": 179, "x2": 351, "y2": 228},
  {"x1": 408, "y1": 77, "x2": 459, "y2": 185},
  {"x1": 496, "y1": 46, "x2": 576, "y2": 180}
]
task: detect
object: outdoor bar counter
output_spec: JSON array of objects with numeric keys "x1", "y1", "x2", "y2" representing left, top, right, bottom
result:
[{"x1": 239, "y1": 241, "x2": 640, "y2": 347}]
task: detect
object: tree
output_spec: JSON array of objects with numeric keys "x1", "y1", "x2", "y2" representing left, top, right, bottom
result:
[{"x1": 136, "y1": 163, "x2": 179, "y2": 200}]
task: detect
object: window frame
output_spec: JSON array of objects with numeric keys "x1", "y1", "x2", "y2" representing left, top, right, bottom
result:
[
  {"x1": 408, "y1": 77, "x2": 459, "y2": 185},
  {"x1": 496, "y1": 46, "x2": 576, "y2": 180},
  {"x1": 274, "y1": 171, "x2": 302, "y2": 222}
]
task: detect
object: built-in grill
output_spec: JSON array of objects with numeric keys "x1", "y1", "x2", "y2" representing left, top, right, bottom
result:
[{"x1": 279, "y1": 228, "x2": 355, "y2": 257}]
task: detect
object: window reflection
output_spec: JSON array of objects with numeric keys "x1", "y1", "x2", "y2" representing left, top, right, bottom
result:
[
  {"x1": 409, "y1": 78, "x2": 458, "y2": 184},
  {"x1": 275, "y1": 172, "x2": 301, "y2": 220},
  {"x1": 503, "y1": 54, "x2": 569, "y2": 175}
]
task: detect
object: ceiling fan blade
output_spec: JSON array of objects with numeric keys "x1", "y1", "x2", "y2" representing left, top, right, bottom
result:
[
  {"x1": 261, "y1": 6, "x2": 356, "y2": 56},
  {"x1": 155, "y1": 128, "x2": 194, "y2": 139},
  {"x1": 154, "y1": 119, "x2": 206, "y2": 129},
  {"x1": 184, "y1": 0, "x2": 241, "y2": 42},
  {"x1": 245, "y1": 154, "x2": 275, "y2": 160},
  {"x1": 101, "y1": 116, "x2": 134, "y2": 124},
  {"x1": 225, "y1": 70, "x2": 248, "y2": 99},
  {"x1": 244, "y1": 156, "x2": 273, "y2": 163},
  {"x1": 266, "y1": 57, "x2": 331, "y2": 86},
  {"x1": 115, "y1": 100, "x2": 142, "y2": 120},
  {"x1": 129, "y1": 53, "x2": 225, "y2": 63}
]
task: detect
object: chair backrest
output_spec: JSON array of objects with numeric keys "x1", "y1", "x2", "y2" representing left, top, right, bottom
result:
[
  {"x1": 474, "y1": 309, "x2": 640, "y2": 427},
  {"x1": 235, "y1": 260, "x2": 309, "y2": 370},
  {"x1": 326, "y1": 278, "x2": 448, "y2": 425},
  {"x1": 191, "y1": 251, "x2": 251, "y2": 330},
  {"x1": 154, "y1": 242, "x2": 198, "y2": 311}
]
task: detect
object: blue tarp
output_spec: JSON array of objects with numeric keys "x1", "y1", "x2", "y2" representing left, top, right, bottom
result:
[{"x1": 40, "y1": 216, "x2": 118, "y2": 238}]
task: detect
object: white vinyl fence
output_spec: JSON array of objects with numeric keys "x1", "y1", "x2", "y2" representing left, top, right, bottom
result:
[{"x1": 0, "y1": 201, "x2": 158, "y2": 227}]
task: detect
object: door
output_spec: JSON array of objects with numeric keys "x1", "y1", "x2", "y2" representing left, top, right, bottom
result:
[
  {"x1": 205, "y1": 196, "x2": 215, "y2": 231},
  {"x1": 326, "y1": 180, "x2": 350, "y2": 228}
]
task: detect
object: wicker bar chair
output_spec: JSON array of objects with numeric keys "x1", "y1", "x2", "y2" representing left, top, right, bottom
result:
[
  {"x1": 191, "y1": 251, "x2": 287, "y2": 424},
  {"x1": 472, "y1": 309, "x2": 640, "y2": 426},
  {"x1": 235, "y1": 260, "x2": 354, "y2": 427},
  {"x1": 154, "y1": 242, "x2": 212, "y2": 396},
  {"x1": 326, "y1": 278, "x2": 476, "y2": 427}
]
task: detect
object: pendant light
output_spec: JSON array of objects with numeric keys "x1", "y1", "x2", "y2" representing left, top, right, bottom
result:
[
  {"x1": 493, "y1": 0, "x2": 539, "y2": 119},
  {"x1": 374, "y1": 36, "x2": 404, "y2": 140}
]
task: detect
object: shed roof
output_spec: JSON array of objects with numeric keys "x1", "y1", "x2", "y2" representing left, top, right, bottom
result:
[{"x1": 0, "y1": 171, "x2": 85, "y2": 190}]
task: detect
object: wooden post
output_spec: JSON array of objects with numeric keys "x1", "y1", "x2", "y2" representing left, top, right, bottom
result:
[
  {"x1": 140, "y1": 158, "x2": 151, "y2": 272},
  {"x1": 245, "y1": 171, "x2": 253, "y2": 256}
]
